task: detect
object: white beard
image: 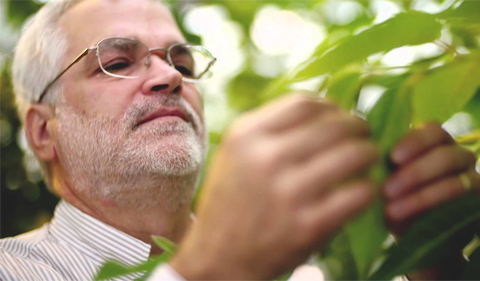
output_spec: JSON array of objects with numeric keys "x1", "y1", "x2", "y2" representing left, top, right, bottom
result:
[{"x1": 55, "y1": 95, "x2": 206, "y2": 211}]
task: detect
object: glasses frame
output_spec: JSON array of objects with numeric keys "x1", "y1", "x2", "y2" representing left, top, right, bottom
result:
[{"x1": 37, "y1": 37, "x2": 216, "y2": 103}]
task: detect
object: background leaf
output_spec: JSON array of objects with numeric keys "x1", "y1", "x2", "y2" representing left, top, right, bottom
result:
[
  {"x1": 412, "y1": 53, "x2": 480, "y2": 125},
  {"x1": 292, "y1": 11, "x2": 442, "y2": 81},
  {"x1": 370, "y1": 196, "x2": 480, "y2": 280},
  {"x1": 325, "y1": 67, "x2": 362, "y2": 110}
]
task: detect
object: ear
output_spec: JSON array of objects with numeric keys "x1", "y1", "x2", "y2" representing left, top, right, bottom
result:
[{"x1": 25, "y1": 104, "x2": 57, "y2": 161}]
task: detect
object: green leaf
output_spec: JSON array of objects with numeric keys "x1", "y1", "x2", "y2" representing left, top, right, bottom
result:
[
  {"x1": 95, "y1": 236, "x2": 176, "y2": 280},
  {"x1": 318, "y1": 229, "x2": 358, "y2": 280},
  {"x1": 368, "y1": 77, "x2": 413, "y2": 156},
  {"x1": 343, "y1": 75, "x2": 413, "y2": 279},
  {"x1": 6, "y1": 0, "x2": 42, "y2": 28},
  {"x1": 345, "y1": 199, "x2": 388, "y2": 279},
  {"x1": 464, "y1": 247, "x2": 480, "y2": 280},
  {"x1": 370, "y1": 196, "x2": 480, "y2": 280},
  {"x1": 95, "y1": 261, "x2": 133, "y2": 280},
  {"x1": 462, "y1": 88, "x2": 480, "y2": 128},
  {"x1": 152, "y1": 235, "x2": 178, "y2": 254},
  {"x1": 412, "y1": 53, "x2": 480, "y2": 125},
  {"x1": 325, "y1": 67, "x2": 362, "y2": 110},
  {"x1": 95, "y1": 254, "x2": 171, "y2": 280},
  {"x1": 228, "y1": 72, "x2": 271, "y2": 112},
  {"x1": 292, "y1": 11, "x2": 442, "y2": 81},
  {"x1": 439, "y1": 0, "x2": 480, "y2": 25},
  {"x1": 275, "y1": 271, "x2": 293, "y2": 281}
]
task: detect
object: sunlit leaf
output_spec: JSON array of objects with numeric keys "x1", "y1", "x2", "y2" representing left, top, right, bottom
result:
[
  {"x1": 368, "y1": 77, "x2": 413, "y2": 156},
  {"x1": 412, "y1": 53, "x2": 480, "y2": 125},
  {"x1": 325, "y1": 67, "x2": 362, "y2": 109},
  {"x1": 370, "y1": 196, "x2": 480, "y2": 280},
  {"x1": 462, "y1": 88, "x2": 480, "y2": 128},
  {"x1": 439, "y1": 0, "x2": 480, "y2": 25},
  {"x1": 292, "y1": 11, "x2": 442, "y2": 81}
]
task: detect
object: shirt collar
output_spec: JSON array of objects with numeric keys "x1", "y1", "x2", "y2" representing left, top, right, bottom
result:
[{"x1": 49, "y1": 200, "x2": 151, "y2": 267}]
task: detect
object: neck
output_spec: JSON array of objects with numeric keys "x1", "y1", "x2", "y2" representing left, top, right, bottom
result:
[{"x1": 56, "y1": 175, "x2": 196, "y2": 256}]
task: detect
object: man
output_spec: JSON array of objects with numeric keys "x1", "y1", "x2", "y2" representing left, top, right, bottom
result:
[{"x1": 1, "y1": 0, "x2": 478, "y2": 280}]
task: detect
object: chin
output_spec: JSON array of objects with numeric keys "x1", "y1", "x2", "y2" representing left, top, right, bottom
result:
[{"x1": 121, "y1": 135, "x2": 204, "y2": 177}]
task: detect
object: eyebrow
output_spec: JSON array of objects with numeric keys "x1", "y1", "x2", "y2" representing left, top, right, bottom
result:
[{"x1": 119, "y1": 36, "x2": 186, "y2": 47}]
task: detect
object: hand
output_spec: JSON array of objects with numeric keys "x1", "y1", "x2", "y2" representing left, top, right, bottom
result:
[
  {"x1": 170, "y1": 94, "x2": 379, "y2": 280},
  {"x1": 383, "y1": 122, "x2": 480, "y2": 235}
]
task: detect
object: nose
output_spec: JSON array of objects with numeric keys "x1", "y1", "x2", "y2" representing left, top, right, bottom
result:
[{"x1": 141, "y1": 55, "x2": 183, "y2": 96}]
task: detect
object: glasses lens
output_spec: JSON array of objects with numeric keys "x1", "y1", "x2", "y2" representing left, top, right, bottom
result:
[
  {"x1": 170, "y1": 44, "x2": 215, "y2": 80},
  {"x1": 97, "y1": 38, "x2": 148, "y2": 77}
]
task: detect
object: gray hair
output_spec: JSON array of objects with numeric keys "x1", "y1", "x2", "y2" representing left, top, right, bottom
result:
[
  {"x1": 12, "y1": 0, "x2": 86, "y2": 190},
  {"x1": 12, "y1": 0, "x2": 86, "y2": 122}
]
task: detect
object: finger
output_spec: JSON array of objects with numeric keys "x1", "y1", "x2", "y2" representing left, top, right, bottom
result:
[
  {"x1": 243, "y1": 94, "x2": 340, "y2": 133},
  {"x1": 384, "y1": 145, "x2": 475, "y2": 199},
  {"x1": 301, "y1": 181, "x2": 374, "y2": 246},
  {"x1": 282, "y1": 139, "x2": 379, "y2": 199},
  {"x1": 275, "y1": 113, "x2": 371, "y2": 162},
  {"x1": 391, "y1": 122, "x2": 454, "y2": 165},
  {"x1": 385, "y1": 172, "x2": 473, "y2": 223}
]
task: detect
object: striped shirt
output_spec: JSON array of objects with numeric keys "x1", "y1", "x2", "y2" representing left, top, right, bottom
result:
[
  {"x1": 0, "y1": 200, "x2": 324, "y2": 281},
  {"x1": 0, "y1": 200, "x2": 164, "y2": 281}
]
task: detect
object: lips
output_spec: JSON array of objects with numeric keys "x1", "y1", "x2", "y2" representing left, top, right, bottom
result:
[{"x1": 136, "y1": 107, "x2": 190, "y2": 128}]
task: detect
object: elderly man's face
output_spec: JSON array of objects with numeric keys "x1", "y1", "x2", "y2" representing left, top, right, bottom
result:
[{"x1": 52, "y1": 0, "x2": 206, "y2": 206}]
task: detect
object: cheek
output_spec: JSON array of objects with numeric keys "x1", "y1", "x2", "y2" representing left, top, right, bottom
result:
[
  {"x1": 74, "y1": 79, "x2": 141, "y2": 117},
  {"x1": 182, "y1": 85, "x2": 204, "y2": 121}
]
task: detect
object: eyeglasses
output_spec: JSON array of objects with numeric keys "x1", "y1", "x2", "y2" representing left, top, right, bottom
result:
[{"x1": 37, "y1": 37, "x2": 217, "y2": 103}]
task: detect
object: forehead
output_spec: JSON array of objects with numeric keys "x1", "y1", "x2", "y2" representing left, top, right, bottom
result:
[{"x1": 59, "y1": 0, "x2": 184, "y2": 50}]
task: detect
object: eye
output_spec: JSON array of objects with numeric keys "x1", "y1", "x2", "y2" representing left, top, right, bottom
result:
[
  {"x1": 103, "y1": 60, "x2": 132, "y2": 73},
  {"x1": 174, "y1": 64, "x2": 193, "y2": 77}
]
